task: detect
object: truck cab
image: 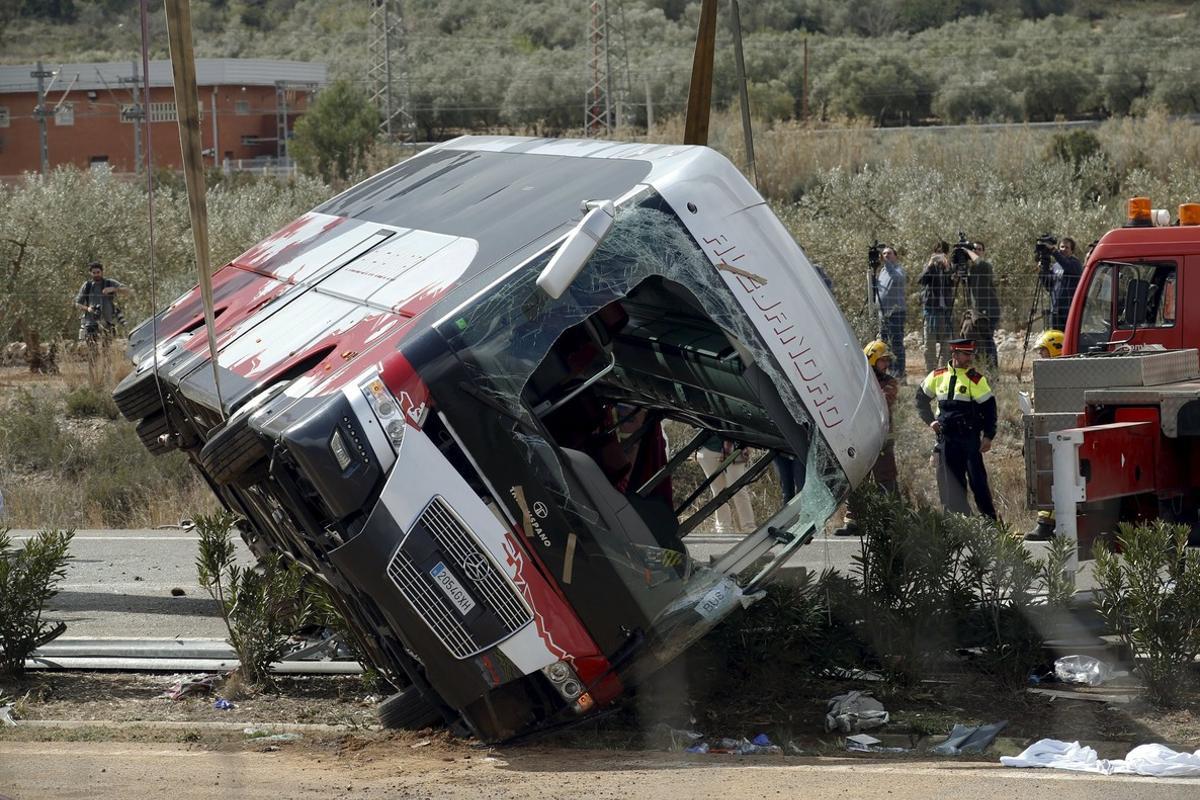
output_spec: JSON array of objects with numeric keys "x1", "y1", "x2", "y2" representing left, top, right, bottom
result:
[{"x1": 1027, "y1": 199, "x2": 1200, "y2": 573}]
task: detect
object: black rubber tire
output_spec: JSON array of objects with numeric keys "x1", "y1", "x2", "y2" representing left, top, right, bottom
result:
[
  {"x1": 136, "y1": 412, "x2": 174, "y2": 456},
  {"x1": 113, "y1": 367, "x2": 165, "y2": 422},
  {"x1": 377, "y1": 686, "x2": 443, "y2": 731},
  {"x1": 198, "y1": 414, "x2": 271, "y2": 487}
]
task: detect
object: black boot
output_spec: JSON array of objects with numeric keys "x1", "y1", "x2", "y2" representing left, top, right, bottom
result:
[{"x1": 1024, "y1": 519, "x2": 1055, "y2": 541}]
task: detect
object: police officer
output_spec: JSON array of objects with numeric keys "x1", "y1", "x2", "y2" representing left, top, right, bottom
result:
[
  {"x1": 1024, "y1": 329, "x2": 1064, "y2": 540},
  {"x1": 915, "y1": 338, "x2": 998, "y2": 519}
]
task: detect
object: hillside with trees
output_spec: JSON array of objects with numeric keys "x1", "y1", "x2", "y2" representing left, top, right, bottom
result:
[{"x1": 2, "y1": 0, "x2": 1198, "y2": 136}]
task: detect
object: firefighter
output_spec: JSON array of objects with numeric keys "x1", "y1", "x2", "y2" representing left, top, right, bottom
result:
[
  {"x1": 834, "y1": 340, "x2": 900, "y2": 536},
  {"x1": 916, "y1": 338, "x2": 998, "y2": 519},
  {"x1": 1024, "y1": 329, "x2": 1064, "y2": 540}
]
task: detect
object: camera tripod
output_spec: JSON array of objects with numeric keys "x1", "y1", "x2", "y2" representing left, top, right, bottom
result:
[{"x1": 1017, "y1": 260, "x2": 1049, "y2": 380}]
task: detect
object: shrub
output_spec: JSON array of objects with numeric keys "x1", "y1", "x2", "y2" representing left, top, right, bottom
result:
[
  {"x1": 64, "y1": 384, "x2": 120, "y2": 420},
  {"x1": 1093, "y1": 521, "x2": 1200, "y2": 707},
  {"x1": 195, "y1": 512, "x2": 315, "y2": 686},
  {"x1": 0, "y1": 528, "x2": 74, "y2": 678},
  {"x1": 0, "y1": 390, "x2": 85, "y2": 474}
]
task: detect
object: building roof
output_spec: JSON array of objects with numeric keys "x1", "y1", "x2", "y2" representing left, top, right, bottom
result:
[{"x1": 0, "y1": 58, "x2": 327, "y2": 95}]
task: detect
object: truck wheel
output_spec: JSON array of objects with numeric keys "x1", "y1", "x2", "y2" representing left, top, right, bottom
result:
[
  {"x1": 198, "y1": 414, "x2": 270, "y2": 487},
  {"x1": 377, "y1": 686, "x2": 443, "y2": 731},
  {"x1": 136, "y1": 412, "x2": 174, "y2": 456},
  {"x1": 113, "y1": 368, "x2": 165, "y2": 422}
]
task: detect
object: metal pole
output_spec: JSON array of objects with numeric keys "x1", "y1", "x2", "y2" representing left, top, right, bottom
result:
[
  {"x1": 602, "y1": 0, "x2": 613, "y2": 132},
  {"x1": 383, "y1": 0, "x2": 394, "y2": 138},
  {"x1": 730, "y1": 0, "x2": 757, "y2": 189},
  {"x1": 211, "y1": 88, "x2": 218, "y2": 165},
  {"x1": 802, "y1": 38, "x2": 809, "y2": 120},
  {"x1": 644, "y1": 78, "x2": 653, "y2": 133},
  {"x1": 33, "y1": 61, "x2": 52, "y2": 174},
  {"x1": 131, "y1": 58, "x2": 143, "y2": 174}
]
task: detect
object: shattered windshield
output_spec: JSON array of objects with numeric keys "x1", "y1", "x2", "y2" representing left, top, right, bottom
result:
[{"x1": 437, "y1": 189, "x2": 846, "y2": 626}]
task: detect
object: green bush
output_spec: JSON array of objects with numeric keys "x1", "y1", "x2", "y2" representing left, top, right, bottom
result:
[
  {"x1": 79, "y1": 422, "x2": 196, "y2": 527},
  {"x1": 0, "y1": 528, "x2": 74, "y2": 678},
  {"x1": 1093, "y1": 521, "x2": 1200, "y2": 707},
  {"x1": 0, "y1": 390, "x2": 86, "y2": 474},
  {"x1": 195, "y1": 512, "x2": 315, "y2": 686},
  {"x1": 64, "y1": 385, "x2": 119, "y2": 420}
]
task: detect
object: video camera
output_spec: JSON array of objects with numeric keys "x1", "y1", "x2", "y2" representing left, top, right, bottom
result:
[
  {"x1": 1035, "y1": 233, "x2": 1058, "y2": 266},
  {"x1": 950, "y1": 231, "x2": 976, "y2": 275},
  {"x1": 868, "y1": 240, "x2": 883, "y2": 269}
]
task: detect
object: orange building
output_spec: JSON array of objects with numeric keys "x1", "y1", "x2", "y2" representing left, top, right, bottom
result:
[{"x1": 0, "y1": 58, "x2": 327, "y2": 179}]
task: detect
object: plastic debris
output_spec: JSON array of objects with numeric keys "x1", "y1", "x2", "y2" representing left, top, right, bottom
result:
[
  {"x1": 685, "y1": 742, "x2": 710, "y2": 754},
  {"x1": 650, "y1": 722, "x2": 704, "y2": 752},
  {"x1": 846, "y1": 733, "x2": 907, "y2": 754},
  {"x1": 751, "y1": 733, "x2": 772, "y2": 747},
  {"x1": 825, "y1": 690, "x2": 889, "y2": 733},
  {"x1": 1001, "y1": 739, "x2": 1200, "y2": 777},
  {"x1": 160, "y1": 674, "x2": 219, "y2": 701},
  {"x1": 213, "y1": 698, "x2": 234, "y2": 711},
  {"x1": 0, "y1": 704, "x2": 16, "y2": 727},
  {"x1": 1054, "y1": 655, "x2": 1114, "y2": 686},
  {"x1": 930, "y1": 721, "x2": 1008, "y2": 755}
]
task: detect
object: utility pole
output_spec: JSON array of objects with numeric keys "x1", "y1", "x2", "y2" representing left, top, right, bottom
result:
[
  {"x1": 368, "y1": 0, "x2": 413, "y2": 140},
  {"x1": 32, "y1": 61, "x2": 53, "y2": 174},
  {"x1": 121, "y1": 58, "x2": 144, "y2": 173},
  {"x1": 584, "y1": 0, "x2": 632, "y2": 136},
  {"x1": 802, "y1": 38, "x2": 809, "y2": 121}
]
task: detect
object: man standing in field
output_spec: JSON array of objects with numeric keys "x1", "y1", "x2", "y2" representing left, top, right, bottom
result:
[
  {"x1": 918, "y1": 242, "x2": 955, "y2": 372},
  {"x1": 74, "y1": 261, "x2": 130, "y2": 348},
  {"x1": 877, "y1": 246, "x2": 908, "y2": 380}
]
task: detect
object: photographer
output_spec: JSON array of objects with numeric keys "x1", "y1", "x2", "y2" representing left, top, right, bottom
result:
[
  {"x1": 958, "y1": 240, "x2": 1000, "y2": 368},
  {"x1": 875, "y1": 246, "x2": 907, "y2": 380},
  {"x1": 74, "y1": 261, "x2": 130, "y2": 347},
  {"x1": 918, "y1": 241, "x2": 955, "y2": 372},
  {"x1": 1038, "y1": 236, "x2": 1082, "y2": 330}
]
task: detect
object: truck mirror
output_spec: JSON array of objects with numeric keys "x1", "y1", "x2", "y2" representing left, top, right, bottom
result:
[
  {"x1": 1123, "y1": 278, "x2": 1149, "y2": 327},
  {"x1": 536, "y1": 200, "x2": 615, "y2": 300}
]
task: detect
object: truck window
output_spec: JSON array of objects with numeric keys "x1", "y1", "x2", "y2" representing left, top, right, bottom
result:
[
  {"x1": 1116, "y1": 262, "x2": 1177, "y2": 329},
  {"x1": 1077, "y1": 263, "x2": 1114, "y2": 352}
]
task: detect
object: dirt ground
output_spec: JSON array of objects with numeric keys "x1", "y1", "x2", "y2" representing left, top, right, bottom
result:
[{"x1": 5, "y1": 733, "x2": 1200, "y2": 800}]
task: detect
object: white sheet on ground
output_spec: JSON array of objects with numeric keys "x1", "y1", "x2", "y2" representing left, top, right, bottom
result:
[{"x1": 1001, "y1": 739, "x2": 1200, "y2": 777}]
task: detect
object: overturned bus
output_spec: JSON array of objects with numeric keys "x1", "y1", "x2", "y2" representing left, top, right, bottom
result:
[{"x1": 114, "y1": 137, "x2": 888, "y2": 741}]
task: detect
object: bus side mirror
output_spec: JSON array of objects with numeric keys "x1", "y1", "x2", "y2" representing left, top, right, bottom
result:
[{"x1": 537, "y1": 200, "x2": 615, "y2": 300}]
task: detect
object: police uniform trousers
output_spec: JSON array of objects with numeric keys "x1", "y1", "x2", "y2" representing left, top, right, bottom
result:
[{"x1": 936, "y1": 433, "x2": 997, "y2": 519}]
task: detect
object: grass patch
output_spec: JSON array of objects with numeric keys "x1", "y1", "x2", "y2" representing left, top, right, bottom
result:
[{"x1": 63, "y1": 384, "x2": 119, "y2": 420}]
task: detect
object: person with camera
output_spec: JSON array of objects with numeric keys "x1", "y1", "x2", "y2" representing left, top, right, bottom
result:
[
  {"x1": 958, "y1": 240, "x2": 1000, "y2": 368},
  {"x1": 1037, "y1": 236, "x2": 1082, "y2": 330},
  {"x1": 918, "y1": 241, "x2": 955, "y2": 372},
  {"x1": 915, "y1": 338, "x2": 998, "y2": 520},
  {"x1": 74, "y1": 260, "x2": 130, "y2": 347},
  {"x1": 875, "y1": 246, "x2": 907, "y2": 380}
]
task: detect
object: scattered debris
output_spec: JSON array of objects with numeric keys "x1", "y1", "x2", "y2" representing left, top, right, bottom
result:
[
  {"x1": 1054, "y1": 655, "x2": 1117, "y2": 686},
  {"x1": 845, "y1": 733, "x2": 908, "y2": 754},
  {"x1": 260, "y1": 733, "x2": 302, "y2": 743},
  {"x1": 1001, "y1": 739, "x2": 1200, "y2": 777},
  {"x1": 0, "y1": 704, "x2": 16, "y2": 727},
  {"x1": 825, "y1": 690, "x2": 889, "y2": 733},
  {"x1": 1028, "y1": 687, "x2": 1133, "y2": 704},
  {"x1": 213, "y1": 698, "x2": 234, "y2": 711},
  {"x1": 160, "y1": 674, "x2": 219, "y2": 701},
  {"x1": 649, "y1": 723, "x2": 704, "y2": 752},
  {"x1": 411, "y1": 739, "x2": 432, "y2": 749},
  {"x1": 930, "y1": 721, "x2": 1008, "y2": 755},
  {"x1": 678, "y1": 733, "x2": 782, "y2": 756},
  {"x1": 170, "y1": 587, "x2": 187, "y2": 597}
]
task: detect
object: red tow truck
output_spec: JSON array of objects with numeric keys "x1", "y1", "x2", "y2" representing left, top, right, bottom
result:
[{"x1": 1026, "y1": 198, "x2": 1200, "y2": 576}]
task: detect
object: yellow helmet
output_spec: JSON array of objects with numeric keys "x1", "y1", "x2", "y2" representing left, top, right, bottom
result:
[
  {"x1": 1035, "y1": 329, "x2": 1064, "y2": 358},
  {"x1": 863, "y1": 339, "x2": 894, "y2": 368}
]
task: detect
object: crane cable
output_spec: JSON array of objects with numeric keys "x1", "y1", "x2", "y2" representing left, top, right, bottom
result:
[
  {"x1": 138, "y1": 0, "x2": 171, "y2": 435},
  {"x1": 164, "y1": 0, "x2": 226, "y2": 420}
]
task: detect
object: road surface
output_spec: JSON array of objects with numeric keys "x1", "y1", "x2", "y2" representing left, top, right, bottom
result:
[
  {"x1": 12, "y1": 529, "x2": 1090, "y2": 641},
  {"x1": 1, "y1": 739, "x2": 1195, "y2": 800}
]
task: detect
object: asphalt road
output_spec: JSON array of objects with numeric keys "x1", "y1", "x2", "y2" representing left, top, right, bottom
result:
[{"x1": 13, "y1": 528, "x2": 1089, "y2": 643}]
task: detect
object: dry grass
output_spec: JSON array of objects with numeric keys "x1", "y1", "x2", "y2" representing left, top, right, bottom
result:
[{"x1": 0, "y1": 347, "x2": 217, "y2": 530}]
